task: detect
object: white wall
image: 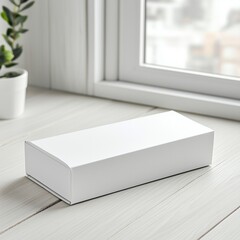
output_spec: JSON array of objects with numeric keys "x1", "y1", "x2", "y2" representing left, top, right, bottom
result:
[
  {"x1": 22, "y1": 0, "x2": 50, "y2": 88},
  {"x1": 1, "y1": 0, "x2": 87, "y2": 93},
  {"x1": 49, "y1": 0, "x2": 87, "y2": 93}
]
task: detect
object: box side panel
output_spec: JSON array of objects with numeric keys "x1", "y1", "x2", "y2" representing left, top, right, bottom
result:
[
  {"x1": 25, "y1": 143, "x2": 71, "y2": 202},
  {"x1": 72, "y1": 132, "x2": 214, "y2": 203}
]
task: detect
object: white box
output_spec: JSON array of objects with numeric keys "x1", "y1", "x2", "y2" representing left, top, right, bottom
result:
[{"x1": 25, "y1": 111, "x2": 214, "y2": 205}]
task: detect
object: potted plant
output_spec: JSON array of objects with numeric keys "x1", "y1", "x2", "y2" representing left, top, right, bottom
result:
[{"x1": 0, "y1": 0, "x2": 34, "y2": 119}]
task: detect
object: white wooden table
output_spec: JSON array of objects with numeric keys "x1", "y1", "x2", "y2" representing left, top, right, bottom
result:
[{"x1": 0, "y1": 87, "x2": 240, "y2": 240}]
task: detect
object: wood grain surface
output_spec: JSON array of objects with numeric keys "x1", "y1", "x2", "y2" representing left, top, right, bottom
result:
[{"x1": 0, "y1": 87, "x2": 239, "y2": 240}]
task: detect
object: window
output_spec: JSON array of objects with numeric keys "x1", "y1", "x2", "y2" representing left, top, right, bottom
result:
[
  {"x1": 118, "y1": 0, "x2": 240, "y2": 99},
  {"x1": 88, "y1": 0, "x2": 240, "y2": 120},
  {"x1": 145, "y1": 0, "x2": 240, "y2": 78}
]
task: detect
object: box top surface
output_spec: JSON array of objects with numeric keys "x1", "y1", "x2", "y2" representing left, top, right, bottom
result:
[{"x1": 27, "y1": 111, "x2": 213, "y2": 168}]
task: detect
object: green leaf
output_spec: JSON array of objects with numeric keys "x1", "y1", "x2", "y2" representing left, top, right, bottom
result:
[
  {"x1": 20, "y1": 0, "x2": 30, "y2": 4},
  {"x1": 6, "y1": 28, "x2": 20, "y2": 40},
  {"x1": 5, "y1": 62, "x2": 18, "y2": 68},
  {"x1": 0, "y1": 45, "x2": 14, "y2": 64},
  {"x1": 2, "y1": 34, "x2": 13, "y2": 48},
  {"x1": 0, "y1": 71, "x2": 21, "y2": 78},
  {"x1": 0, "y1": 55, "x2": 6, "y2": 65},
  {"x1": 2, "y1": 6, "x2": 14, "y2": 26},
  {"x1": 15, "y1": 15, "x2": 24, "y2": 25},
  {"x1": 12, "y1": 46, "x2": 23, "y2": 61},
  {"x1": 15, "y1": 15, "x2": 28, "y2": 25},
  {"x1": 8, "y1": 0, "x2": 18, "y2": 7},
  {"x1": 6, "y1": 28, "x2": 14, "y2": 37},
  {"x1": 1, "y1": 11, "x2": 8, "y2": 22},
  {"x1": 5, "y1": 51, "x2": 13, "y2": 62},
  {"x1": 19, "y1": 28, "x2": 28, "y2": 33},
  {"x1": 20, "y1": 1, "x2": 35, "y2": 12}
]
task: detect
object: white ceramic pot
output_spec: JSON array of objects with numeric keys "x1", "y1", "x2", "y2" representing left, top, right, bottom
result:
[{"x1": 0, "y1": 69, "x2": 28, "y2": 119}]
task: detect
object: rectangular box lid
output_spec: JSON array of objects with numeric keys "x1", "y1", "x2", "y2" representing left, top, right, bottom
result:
[{"x1": 27, "y1": 111, "x2": 213, "y2": 168}]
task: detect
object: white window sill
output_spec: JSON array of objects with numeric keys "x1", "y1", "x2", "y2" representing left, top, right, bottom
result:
[{"x1": 93, "y1": 80, "x2": 240, "y2": 121}]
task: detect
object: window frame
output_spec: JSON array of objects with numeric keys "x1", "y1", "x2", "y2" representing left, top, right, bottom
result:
[
  {"x1": 119, "y1": 0, "x2": 240, "y2": 99},
  {"x1": 87, "y1": 0, "x2": 240, "y2": 120}
]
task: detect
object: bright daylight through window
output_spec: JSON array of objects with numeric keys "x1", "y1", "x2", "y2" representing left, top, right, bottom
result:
[{"x1": 145, "y1": 0, "x2": 240, "y2": 78}]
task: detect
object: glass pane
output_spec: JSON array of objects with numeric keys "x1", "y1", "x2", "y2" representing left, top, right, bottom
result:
[{"x1": 145, "y1": 0, "x2": 240, "y2": 77}]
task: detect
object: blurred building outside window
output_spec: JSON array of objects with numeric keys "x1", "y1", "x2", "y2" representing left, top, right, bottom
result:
[{"x1": 145, "y1": 0, "x2": 240, "y2": 78}]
